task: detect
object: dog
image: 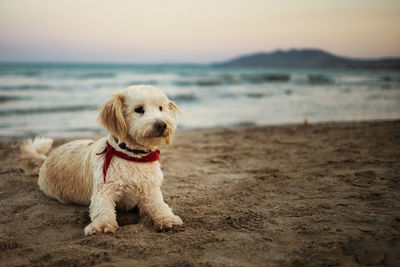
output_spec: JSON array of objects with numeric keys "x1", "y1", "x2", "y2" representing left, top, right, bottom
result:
[{"x1": 20, "y1": 85, "x2": 183, "y2": 236}]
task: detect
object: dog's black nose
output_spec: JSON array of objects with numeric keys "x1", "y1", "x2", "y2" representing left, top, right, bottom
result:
[{"x1": 154, "y1": 121, "x2": 167, "y2": 135}]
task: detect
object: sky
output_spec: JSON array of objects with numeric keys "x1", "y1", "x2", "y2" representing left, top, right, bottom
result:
[{"x1": 0, "y1": 0, "x2": 399, "y2": 63}]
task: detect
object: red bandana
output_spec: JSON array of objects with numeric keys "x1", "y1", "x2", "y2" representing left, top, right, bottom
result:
[{"x1": 97, "y1": 141, "x2": 160, "y2": 183}]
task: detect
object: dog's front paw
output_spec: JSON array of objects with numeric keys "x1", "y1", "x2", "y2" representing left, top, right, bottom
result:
[
  {"x1": 153, "y1": 215, "x2": 183, "y2": 231},
  {"x1": 84, "y1": 220, "x2": 118, "y2": 236}
]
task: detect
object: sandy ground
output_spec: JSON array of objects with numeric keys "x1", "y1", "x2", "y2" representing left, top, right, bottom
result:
[{"x1": 0, "y1": 120, "x2": 399, "y2": 266}]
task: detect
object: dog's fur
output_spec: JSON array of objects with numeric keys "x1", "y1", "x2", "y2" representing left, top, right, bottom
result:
[{"x1": 20, "y1": 85, "x2": 183, "y2": 235}]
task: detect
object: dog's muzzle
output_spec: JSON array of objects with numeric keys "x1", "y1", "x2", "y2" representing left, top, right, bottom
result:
[{"x1": 154, "y1": 120, "x2": 167, "y2": 136}]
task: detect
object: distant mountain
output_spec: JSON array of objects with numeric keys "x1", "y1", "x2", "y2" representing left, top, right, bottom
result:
[{"x1": 215, "y1": 49, "x2": 400, "y2": 69}]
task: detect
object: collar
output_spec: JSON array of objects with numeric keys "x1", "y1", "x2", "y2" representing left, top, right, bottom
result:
[
  {"x1": 97, "y1": 141, "x2": 160, "y2": 183},
  {"x1": 113, "y1": 136, "x2": 151, "y2": 155}
]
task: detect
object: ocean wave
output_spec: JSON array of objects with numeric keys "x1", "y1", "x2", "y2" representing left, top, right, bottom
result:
[
  {"x1": 240, "y1": 73, "x2": 290, "y2": 83},
  {"x1": 246, "y1": 93, "x2": 265, "y2": 98},
  {"x1": 168, "y1": 93, "x2": 198, "y2": 102},
  {"x1": 173, "y1": 74, "x2": 238, "y2": 86},
  {"x1": 380, "y1": 76, "x2": 400, "y2": 82},
  {"x1": 173, "y1": 73, "x2": 291, "y2": 87},
  {"x1": 78, "y1": 73, "x2": 116, "y2": 79},
  {"x1": 245, "y1": 92, "x2": 277, "y2": 98},
  {"x1": 172, "y1": 79, "x2": 223, "y2": 86},
  {"x1": 196, "y1": 79, "x2": 223, "y2": 86},
  {"x1": 172, "y1": 80, "x2": 194, "y2": 86},
  {"x1": 126, "y1": 80, "x2": 159, "y2": 86},
  {"x1": 308, "y1": 74, "x2": 333, "y2": 85},
  {"x1": 218, "y1": 92, "x2": 236, "y2": 98},
  {"x1": 0, "y1": 85, "x2": 51, "y2": 91},
  {"x1": 0, "y1": 95, "x2": 31, "y2": 103},
  {"x1": 0, "y1": 105, "x2": 97, "y2": 116},
  {"x1": 0, "y1": 70, "x2": 41, "y2": 77}
]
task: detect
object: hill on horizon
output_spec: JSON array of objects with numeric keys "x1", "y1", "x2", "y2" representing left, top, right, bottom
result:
[{"x1": 215, "y1": 49, "x2": 400, "y2": 69}]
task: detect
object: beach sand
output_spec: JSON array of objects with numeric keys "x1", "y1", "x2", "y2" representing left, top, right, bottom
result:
[{"x1": 0, "y1": 120, "x2": 399, "y2": 266}]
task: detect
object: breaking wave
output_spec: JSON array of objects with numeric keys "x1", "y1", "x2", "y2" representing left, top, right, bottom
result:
[
  {"x1": 173, "y1": 73, "x2": 291, "y2": 86},
  {"x1": 308, "y1": 74, "x2": 334, "y2": 85},
  {"x1": 78, "y1": 72, "x2": 116, "y2": 79},
  {"x1": 168, "y1": 93, "x2": 198, "y2": 102},
  {"x1": 0, "y1": 95, "x2": 31, "y2": 103},
  {"x1": 0, "y1": 85, "x2": 51, "y2": 91},
  {"x1": 0, "y1": 105, "x2": 97, "y2": 116}
]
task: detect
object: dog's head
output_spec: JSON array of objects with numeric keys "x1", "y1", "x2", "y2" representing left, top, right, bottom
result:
[{"x1": 98, "y1": 85, "x2": 180, "y2": 149}]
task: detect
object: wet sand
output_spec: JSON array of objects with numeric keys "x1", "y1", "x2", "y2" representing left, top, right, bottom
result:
[{"x1": 0, "y1": 120, "x2": 399, "y2": 266}]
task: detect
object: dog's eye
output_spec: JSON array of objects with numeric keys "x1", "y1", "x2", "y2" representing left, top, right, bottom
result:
[
  {"x1": 159, "y1": 106, "x2": 163, "y2": 111},
  {"x1": 134, "y1": 106, "x2": 145, "y2": 114}
]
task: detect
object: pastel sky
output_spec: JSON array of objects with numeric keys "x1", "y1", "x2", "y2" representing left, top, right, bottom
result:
[{"x1": 0, "y1": 0, "x2": 399, "y2": 63}]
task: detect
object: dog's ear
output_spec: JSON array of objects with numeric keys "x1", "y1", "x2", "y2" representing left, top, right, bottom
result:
[
  {"x1": 168, "y1": 101, "x2": 181, "y2": 117},
  {"x1": 98, "y1": 93, "x2": 127, "y2": 141},
  {"x1": 165, "y1": 129, "x2": 173, "y2": 147}
]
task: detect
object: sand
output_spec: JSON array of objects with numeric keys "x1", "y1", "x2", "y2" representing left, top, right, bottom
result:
[{"x1": 0, "y1": 120, "x2": 399, "y2": 266}]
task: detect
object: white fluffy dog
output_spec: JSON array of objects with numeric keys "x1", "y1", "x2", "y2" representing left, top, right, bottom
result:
[{"x1": 20, "y1": 85, "x2": 183, "y2": 236}]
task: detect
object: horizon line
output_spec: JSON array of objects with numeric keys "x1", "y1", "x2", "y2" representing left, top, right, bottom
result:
[{"x1": 0, "y1": 48, "x2": 399, "y2": 65}]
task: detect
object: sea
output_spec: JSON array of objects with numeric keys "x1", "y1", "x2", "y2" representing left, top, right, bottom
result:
[{"x1": 0, "y1": 63, "x2": 399, "y2": 138}]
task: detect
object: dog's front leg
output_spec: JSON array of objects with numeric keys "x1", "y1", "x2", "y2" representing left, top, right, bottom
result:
[
  {"x1": 139, "y1": 187, "x2": 183, "y2": 231},
  {"x1": 84, "y1": 183, "x2": 120, "y2": 236}
]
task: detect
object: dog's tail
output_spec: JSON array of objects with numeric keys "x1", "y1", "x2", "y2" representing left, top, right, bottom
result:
[{"x1": 20, "y1": 137, "x2": 53, "y2": 175}]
